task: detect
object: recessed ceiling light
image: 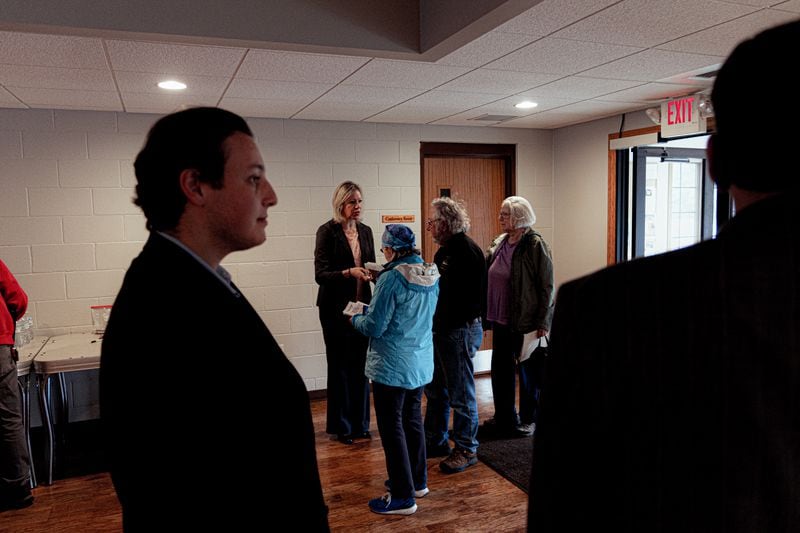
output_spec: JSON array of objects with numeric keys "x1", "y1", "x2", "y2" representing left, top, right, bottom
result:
[
  {"x1": 158, "y1": 80, "x2": 187, "y2": 90},
  {"x1": 515, "y1": 100, "x2": 538, "y2": 109}
]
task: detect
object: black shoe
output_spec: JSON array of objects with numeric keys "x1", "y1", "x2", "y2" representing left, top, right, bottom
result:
[
  {"x1": 478, "y1": 420, "x2": 515, "y2": 440},
  {"x1": 353, "y1": 431, "x2": 371, "y2": 439},
  {"x1": 337, "y1": 434, "x2": 354, "y2": 445},
  {"x1": 0, "y1": 488, "x2": 33, "y2": 513},
  {"x1": 426, "y1": 442, "x2": 452, "y2": 458}
]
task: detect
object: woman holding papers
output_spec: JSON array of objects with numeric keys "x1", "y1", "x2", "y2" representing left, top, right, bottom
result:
[
  {"x1": 480, "y1": 196, "x2": 554, "y2": 439},
  {"x1": 351, "y1": 224, "x2": 439, "y2": 515},
  {"x1": 314, "y1": 181, "x2": 375, "y2": 445}
]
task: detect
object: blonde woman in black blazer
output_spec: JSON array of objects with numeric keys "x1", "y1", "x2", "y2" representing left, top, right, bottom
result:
[{"x1": 315, "y1": 181, "x2": 376, "y2": 444}]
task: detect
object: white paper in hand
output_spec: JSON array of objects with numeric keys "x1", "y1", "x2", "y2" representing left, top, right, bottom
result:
[
  {"x1": 364, "y1": 262, "x2": 383, "y2": 275},
  {"x1": 519, "y1": 331, "x2": 544, "y2": 363},
  {"x1": 342, "y1": 301, "x2": 369, "y2": 317}
]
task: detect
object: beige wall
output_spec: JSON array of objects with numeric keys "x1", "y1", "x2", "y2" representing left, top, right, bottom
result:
[
  {"x1": 0, "y1": 107, "x2": 554, "y2": 396},
  {"x1": 551, "y1": 109, "x2": 652, "y2": 289}
]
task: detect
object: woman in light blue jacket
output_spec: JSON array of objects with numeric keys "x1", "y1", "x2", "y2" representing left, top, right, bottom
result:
[{"x1": 351, "y1": 224, "x2": 439, "y2": 516}]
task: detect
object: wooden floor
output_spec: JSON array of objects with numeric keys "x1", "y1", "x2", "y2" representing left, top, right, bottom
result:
[{"x1": 1, "y1": 375, "x2": 528, "y2": 532}]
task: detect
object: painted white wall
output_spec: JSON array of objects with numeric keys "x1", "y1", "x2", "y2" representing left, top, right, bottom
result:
[
  {"x1": 552, "y1": 109, "x2": 653, "y2": 288},
  {"x1": 0, "y1": 108, "x2": 555, "y2": 410}
]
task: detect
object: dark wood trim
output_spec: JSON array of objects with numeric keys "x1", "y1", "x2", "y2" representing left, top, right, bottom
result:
[{"x1": 420, "y1": 142, "x2": 516, "y2": 158}]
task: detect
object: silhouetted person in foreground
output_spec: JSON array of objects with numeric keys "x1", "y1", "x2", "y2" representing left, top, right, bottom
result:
[{"x1": 529, "y1": 19, "x2": 800, "y2": 533}]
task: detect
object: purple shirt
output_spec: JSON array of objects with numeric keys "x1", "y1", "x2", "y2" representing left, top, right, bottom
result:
[{"x1": 486, "y1": 238, "x2": 518, "y2": 326}]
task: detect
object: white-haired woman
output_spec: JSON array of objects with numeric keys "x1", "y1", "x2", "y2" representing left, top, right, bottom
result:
[
  {"x1": 481, "y1": 196, "x2": 554, "y2": 438},
  {"x1": 315, "y1": 181, "x2": 375, "y2": 445}
]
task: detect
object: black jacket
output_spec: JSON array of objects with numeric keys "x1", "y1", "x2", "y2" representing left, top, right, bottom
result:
[
  {"x1": 530, "y1": 193, "x2": 800, "y2": 532},
  {"x1": 314, "y1": 219, "x2": 375, "y2": 316},
  {"x1": 432, "y1": 231, "x2": 486, "y2": 331},
  {"x1": 101, "y1": 234, "x2": 329, "y2": 531}
]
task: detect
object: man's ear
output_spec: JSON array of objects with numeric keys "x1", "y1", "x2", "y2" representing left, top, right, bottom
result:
[{"x1": 179, "y1": 169, "x2": 205, "y2": 206}]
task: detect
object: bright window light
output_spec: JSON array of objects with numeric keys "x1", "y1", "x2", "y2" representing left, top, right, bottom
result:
[
  {"x1": 157, "y1": 80, "x2": 187, "y2": 90},
  {"x1": 515, "y1": 100, "x2": 538, "y2": 109}
]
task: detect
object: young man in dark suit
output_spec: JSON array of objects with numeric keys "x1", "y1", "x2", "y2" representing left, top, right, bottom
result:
[
  {"x1": 101, "y1": 108, "x2": 329, "y2": 531},
  {"x1": 529, "y1": 20, "x2": 800, "y2": 533}
]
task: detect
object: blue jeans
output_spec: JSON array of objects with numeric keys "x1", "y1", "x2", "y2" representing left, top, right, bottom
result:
[{"x1": 424, "y1": 319, "x2": 483, "y2": 453}]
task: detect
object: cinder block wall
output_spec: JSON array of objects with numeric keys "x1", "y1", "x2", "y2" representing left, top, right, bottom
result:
[{"x1": 0, "y1": 108, "x2": 553, "y2": 406}]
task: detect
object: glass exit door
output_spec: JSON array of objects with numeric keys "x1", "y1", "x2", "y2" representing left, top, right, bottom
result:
[{"x1": 617, "y1": 142, "x2": 732, "y2": 262}]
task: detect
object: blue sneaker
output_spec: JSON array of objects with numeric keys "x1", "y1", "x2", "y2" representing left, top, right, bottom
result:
[
  {"x1": 383, "y1": 479, "x2": 430, "y2": 498},
  {"x1": 368, "y1": 492, "x2": 417, "y2": 515}
]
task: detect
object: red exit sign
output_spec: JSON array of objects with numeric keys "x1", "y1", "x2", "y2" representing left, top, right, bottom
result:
[
  {"x1": 666, "y1": 96, "x2": 693, "y2": 125},
  {"x1": 660, "y1": 96, "x2": 706, "y2": 138}
]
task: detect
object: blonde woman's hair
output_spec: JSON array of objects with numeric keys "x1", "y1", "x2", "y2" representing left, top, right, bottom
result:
[
  {"x1": 332, "y1": 181, "x2": 362, "y2": 223},
  {"x1": 502, "y1": 196, "x2": 536, "y2": 229}
]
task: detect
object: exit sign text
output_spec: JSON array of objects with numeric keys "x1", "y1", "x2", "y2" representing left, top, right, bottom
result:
[{"x1": 660, "y1": 96, "x2": 706, "y2": 137}]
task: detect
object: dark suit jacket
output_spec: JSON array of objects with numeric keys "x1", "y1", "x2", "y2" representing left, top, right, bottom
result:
[
  {"x1": 529, "y1": 193, "x2": 799, "y2": 532},
  {"x1": 101, "y1": 234, "x2": 328, "y2": 531},
  {"x1": 314, "y1": 220, "x2": 375, "y2": 318}
]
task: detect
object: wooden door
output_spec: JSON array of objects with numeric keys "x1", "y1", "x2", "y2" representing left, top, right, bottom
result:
[
  {"x1": 422, "y1": 157, "x2": 506, "y2": 260},
  {"x1": 420, "y1": 143, "x2": 515, "y2": 351}
]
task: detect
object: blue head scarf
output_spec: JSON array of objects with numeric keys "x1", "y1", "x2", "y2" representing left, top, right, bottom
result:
[{"x1": 382, "y1": 224, "x2": 416, "y2": 251}]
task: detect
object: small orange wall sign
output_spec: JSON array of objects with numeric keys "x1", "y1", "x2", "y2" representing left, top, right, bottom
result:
[{"x1": 381, "y1": 214, "x2": 416, "y2": 223}]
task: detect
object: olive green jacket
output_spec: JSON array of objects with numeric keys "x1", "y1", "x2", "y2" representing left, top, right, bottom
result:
[{"x1": 486, "y1": 227, "x2": 554, "y2": 333}]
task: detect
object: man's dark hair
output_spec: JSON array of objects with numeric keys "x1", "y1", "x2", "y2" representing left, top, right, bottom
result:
[
  {"x1": 133, "y1": 107, "x2": 253, "y2": 231},
  {"x1": 710, "y1": 20, "x2": 799, "y2": 192}
]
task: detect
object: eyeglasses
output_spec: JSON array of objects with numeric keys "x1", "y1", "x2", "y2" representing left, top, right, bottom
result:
[
  {"x1": 425, "y1": 218, "x2": 440, "y2": 226},
  {"x1": 498, "y1": 211, "x2": 511, "y2": 219}
]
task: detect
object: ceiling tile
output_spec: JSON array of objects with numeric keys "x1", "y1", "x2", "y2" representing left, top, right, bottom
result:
[
  {"x1": 366, "y1": 108, "x2": 451, "y2": 124},
  {"x1": 429, "y1": 116, "x2": 497, "y2": 127},
  {"x1": 503, "y1": 111, "x2": 594, "y2": 129},
  {"x1": 401, "y1": 90, "x2": 501, "y2": 108},
  {"x1": 294, "y1": 102, "x2": 387, "y2": 122},
  {"x1": 0, "y1": 86, "x2": 25, "y2": 107},
  {"x1": 464, "y1": 94, "x2": 581, "y2": 114},
  {"x1": 485, "y1": 37, "x2": 642, "y2": 75},
  {"x1": 773, "y1": 0, "x2": 800, "y2": 12},
  {"x1": 552, "y1": 0, "x2": 758, "y2": 47},
  {"x1": 218, "y1": 97, "x2": 307, "y2": 119},
  {"x1": 106, "y1": 40, "x2": 246, "y2": 76},
  {"x1": 581, "y1": 49, "x2": 724, "y2": 81},
  {"x1": 548, "y1": 99, "x2": 647, "y2": 115},
  {"x1": 312, "y1": 85, "x2": 422, "y2": 105},
  {"x1": 598, "y1": 82, "x2": 707, "y2": 103},
  {"x1": 226, "y1": 79, "x2": 332, "y2": 100},
  {"x1": 0, "y1": 66, "x2": 115, "y2": 92},
  {"x1": 237, "y1": 50, "x2": 369, "y2": 83},
  {"x1": 342, "y1": 60, "x2": 471, "y2": 90},
  {"x1": 656, "y1": 9, "x2": 800, "y2": 56},
  {"x1": 0, "y1": 31, "x2": 107, "y2": 69},
  {"x1": 121, "y1": 92, "x2": 219, "y2": 113},
  {"x1": 7, "y1": 87, "x2": 121, "y2": 110},
  {"x1": 115, "y1": 71, "x2": 230, "y2": 96},
  {"x1": 721, "y1": 0, "x2": 781, "y2": 5},
  {"x1": 495, "y1": 0, "x2": 621, "y2": 38},
  {"x1": 521, "y1": 76, "x2": 644, "y2": 99},
  {"x1": 435, "y1": 31, "x2": 535, "y2": 68},
  {"x1": 438, "y1": 69, "x2": 559, "y2": 95}
]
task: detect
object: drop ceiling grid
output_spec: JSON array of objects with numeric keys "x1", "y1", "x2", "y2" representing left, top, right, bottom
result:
[{"x1": 551, "y1": 0, "x2": 760, "y2": 48}]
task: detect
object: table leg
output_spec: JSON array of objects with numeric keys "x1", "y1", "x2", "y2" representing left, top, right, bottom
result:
[
  {"x1": 17, "y1": 375, "x2": 37, "y2": 488},
  {"x1": 37, "y1": 373, "x2": 55, "y2": 485}
]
